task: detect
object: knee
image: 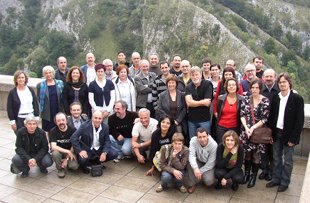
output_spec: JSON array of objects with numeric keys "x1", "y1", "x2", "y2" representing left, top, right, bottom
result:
[
  {"x1": 202, "y1": 172, "x2": 216, "y2": 186},
  {"x1": 41, "y1": 154, "x2": 53, "y2": 167},
  {"x1": 51, "y1": 151, "x2": 62, "y2": 160},
  {"x1": 12, "y1": 154, "x2": 24, "y2": 166},
  {"x1": 214, "y1": 168, "x2": 225, "y2": 179},
  {"x1": 161, "y1": 171, "x2": 172, "y2": 182},
  {"x1": 122, "y1": 146, "x2": 132, "y2": 156},
  {"x1": 68, "y1": 160, "x2": 79, "y2": 170}
]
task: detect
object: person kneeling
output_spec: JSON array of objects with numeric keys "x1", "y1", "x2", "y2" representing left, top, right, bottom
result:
[
  {"x1": 156, "y1": 133, "x2": 189, "y2": 193},
  {"x1": 214, "y1": 130, "x2": 244, "y2": 191}
]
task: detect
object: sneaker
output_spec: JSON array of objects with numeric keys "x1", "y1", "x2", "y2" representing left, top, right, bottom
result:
[
  {"x1": 40, "y1": 168, "x2": 48, "y2": 174},
  {"x1": 21, "y1": 171, "x2": 29, "y2": 178},
  {"x1": 113, "y1": 154, "x2": 124, "y2": 163},
  {"x1": 10, "y1": 164, "x2": 20, "y2": 174},
  {"x1": 156, "y1": 185, "x2": 164, "y2": 193},
  {"x1": 57, "y1": 169, "x2": 66, "y2": 178},
  {"x1": 179, "y1": 185, "x2": 187, "y2": 193}
]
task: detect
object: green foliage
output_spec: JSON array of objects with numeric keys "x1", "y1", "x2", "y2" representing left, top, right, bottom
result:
[
  {"x1": 281, "y1": 50, "x2": 297, "y2": 66},
  {"x1": 283, "y1": 32, "x2": 302, "y2": 54},
  {"x1": 264, "y1": 38, "x2": 277, "y2": 54},
  {"x1": 302, "y1": 46, "x2": 310, "y2": 60}
]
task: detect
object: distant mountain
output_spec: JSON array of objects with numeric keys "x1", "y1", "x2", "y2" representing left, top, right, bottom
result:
[{"x1": 0, "y1": 0, "x2": 309, "y2": 101}]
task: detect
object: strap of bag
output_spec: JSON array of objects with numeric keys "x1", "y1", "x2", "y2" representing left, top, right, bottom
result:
[{"x1": 249, "y1": 96, "x2": 256, "y2": 125}]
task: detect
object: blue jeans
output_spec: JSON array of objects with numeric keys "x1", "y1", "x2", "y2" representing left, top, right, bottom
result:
[
  {"x1": 188, "y1": 120, "x2": 211, "y2": 139},
  {"x1": 109, "y1": 135, "x2": 132, "y2": 156},
  {"x1": 12, "y1": 153, "x2": 53, "y2": 173},
  {"x1": 161, "y1": 171, "x2": 184, "y2": 188},
  {"x1": 272, "y1": 130, "x2": 294, "y2": 187}
]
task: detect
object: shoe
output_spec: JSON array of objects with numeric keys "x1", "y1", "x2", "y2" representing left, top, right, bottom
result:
[
  {"x1": 156, "y1": 185, "x2": 164, "y2": 193},
  {"x1": 232, "y1": 183, "x2": 239, "y2": 191},
  {"x1": 21, "y1": 171, "x2": 29, "y2": 178},
  {"x1": 82, "y1": 167, "x2": 90, "y2": 174},
  {"x1": 247, "y1": 174, "x2": 257, "y2": 188},
  {"x1": 258, "y1": 171, "x2": 266, "y2": 180},
  {"x1": 113, "y1": 154, "x2": 124, "y2": 163},
  {"x1": 101, "y1": 164, "x2": 106, "y2": 170},
  {"x1": 179, "y1": 185, "x2": 187, "y2": 193},
  {"x1": 10, "y1": 164, "x2": 20, "y2": 174},
  {"x1": 265, "y1": 173, "x2": 272, "y2": 181},
  {"x1": 187, "y1": 185, "x2": 196, "y2": 194},
  {"x1": 57, "y1": 169, "x2": 66, "y2": 178},
  {"x1": 266, "y1": 181, "x2": 280, "y2": 188},
  {"x1": 277, "y1": 185, "x2": 288, "y2": 192},
  {"x1": 242, "y1": 160, "x2": 251, "y2": 184},
  {"x1": 215, "y1": 181, "x2": 222, "y2": 190},
  {"x1": 40, "y1": 168, "x2": 48, "y2": 174}
]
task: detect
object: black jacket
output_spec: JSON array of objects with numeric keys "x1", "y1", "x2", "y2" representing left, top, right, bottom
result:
[{"x1": 15, "y1": 127, "x2": 49, "y2": 163}]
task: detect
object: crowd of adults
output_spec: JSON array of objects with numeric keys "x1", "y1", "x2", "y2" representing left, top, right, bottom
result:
[{"x1": 7, "y1": 51, "x2": 304, "y2": 193}]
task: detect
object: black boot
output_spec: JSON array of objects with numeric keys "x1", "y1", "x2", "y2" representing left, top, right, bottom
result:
[
  {"x1": 215, "y1": 179, "x2": 222, "y2": 190},
  {"x1": 247, "y1": 163, "x2": 259, "y2": 188},
  {"x1": 242, "y1": 160, "x2": 251, "y2": 184},
  {"x1": 231, "y1": 182, "x2": 239, "y2": 191}
]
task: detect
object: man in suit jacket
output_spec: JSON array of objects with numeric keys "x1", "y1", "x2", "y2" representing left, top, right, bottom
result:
[
  {"x1": 70, "y1": 110, "x2": 118, "y2": 173},
  {"x1": 266, "y1": 73, "x2": 304, "y2": 192},
  {"x1": 67, "y1": 102, "x2": 88, "y2": 130}
]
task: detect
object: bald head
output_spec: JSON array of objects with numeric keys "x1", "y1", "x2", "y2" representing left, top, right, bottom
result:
[
  {"x1": 226, "y1": 59, "x2": 236, "y2": 69},
  {"x1": 263, "y1": 68, "x2": 276, "y2": 87},
  {"x1": 244, "y1": 63, "x2": 256, "y2": 81},
  {"x1": 86, "y1": 53, "x2": 95, "y2": 66},
  {"x1": 181, "y1": 60, "x2": 191, "y2": 75}
]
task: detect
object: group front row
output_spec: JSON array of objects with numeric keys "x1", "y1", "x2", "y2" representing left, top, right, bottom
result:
[{"x1": 10, "y1": 105, "x2": 244, "y2": 194}]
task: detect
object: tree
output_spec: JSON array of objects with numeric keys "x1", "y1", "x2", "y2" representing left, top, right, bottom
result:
[{"x1": 263, "y1": 38, "x2": 277, "y2": 54}]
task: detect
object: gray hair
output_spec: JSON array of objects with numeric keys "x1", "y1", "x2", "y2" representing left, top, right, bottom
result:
[
  {"x1": 138, "y1": 108, "x2": 150, "y2": 116},
  {"x1": 24, "y1": 115, "x2": 39, "y2": 125},
  {"x1": 42, "y1": 65, "x2": 55, "y2": 78},
  {"x1": 190, "y1": 66, "x2": 202, "y2": 74},
  {"x1": 115, "y1": 100, "x2": 128, "y2": 110}
]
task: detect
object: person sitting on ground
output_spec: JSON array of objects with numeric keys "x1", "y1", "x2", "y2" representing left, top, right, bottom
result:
[
  {"x1": 10, "y1": 116, "x2": 53, "y2": 178},
  {"x1": 214, "y1": 130, "x2": 244, "y2": 191},
  {"x1": 156, "y1": 133, "x2": 189, "y2": 193}
]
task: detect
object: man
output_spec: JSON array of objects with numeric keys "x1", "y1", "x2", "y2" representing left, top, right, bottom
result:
[
  {"x1": 259, "y1": 68, "x2": 280, "y2": 181},
  {"x1": 113, "y1": 50, "x2": 130, "y2": 70},
  {"x1": 129, "y1": 52, "x2": 141, "y2": 78},
  {"x1": 253, "y1": 56, "x2": 264, "y2": 79},
  {"x1": 169, "y1": 55, "x2": 182, "y2": 76},
  {"x1": 266, "y1": 73, "x2": 304, "y2": 192},
  {"x1": 149, "y1": 53, "x2": 161, "y2": 76},
  {"x1": 55, "y1": 56, "x2": 68, "y2": 83},
  {"x1": 185, "y1": 66, "x2": 213, "y2": 138},
  {"x1": 81, "y1": 52, "x2": 96, "y2": 85},
  {"x1": 185, "y1": 128, "x2": 217, "y2": 193},
  {"x1": 134, "y1": 59, "x2": 157, "y2": 118},
  {"x1": 240, "y1": 63, "x2": 257, "y2": 96},
  {"x1": 10, "y1": 116, "x2": 53, "y2": 178},
  {"x1": 201, "y1": 58, "x2": 211, "y2": 80},
  {"x1": 103, "y1": 59, "x2": 117, "y2": 80},
  {"x1": 70, "y1": 110, "x2": 118, "y2": 173},
  {"x1": 225, "y1": 59, "x2": 243, "y2": 82},
  {"x1": 50, "y1": 113, "x2": 79, "y2": 178},
  {"x1": 178, "y1": 60, "x2": 192, "y2": 93},
  {"x1": 109, "y1": 100, "x2": 138, "y2": 162},
  {"x1": 131, "y1": 108, "x2": 158, "y2": 164},
  {"x1": 67, "y1": 102, "x2": 88, "y2": 130},
  {"x1": 152, "y1": 61, "x2": 170, "y2": 110}
]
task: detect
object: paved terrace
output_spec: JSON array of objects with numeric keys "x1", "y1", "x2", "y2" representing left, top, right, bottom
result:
[{"x1": 0, "y1": 112, "x2": 307, "y2": 203}]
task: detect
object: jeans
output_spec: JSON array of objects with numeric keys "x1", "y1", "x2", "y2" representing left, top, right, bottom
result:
[
  {"x1": 109, "y1": 135, "x2": 132, "y2": 156},
  {"x1": 12, "y1": 153, "x2": 53, "y2": 173},
  {"x1": 188, "y1": 120, "x2": 211, "y2": 139},
  {"x1": 161, "y1": 171, "x2": 184, "y2": 188},
  {"x1": 272, "y1": 129, "x2": 294, "y2": 187}
]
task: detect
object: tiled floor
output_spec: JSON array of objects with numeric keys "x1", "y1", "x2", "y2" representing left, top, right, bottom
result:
[{"x1": 0, "y1": 113, "x2": 307, "y2": 203}]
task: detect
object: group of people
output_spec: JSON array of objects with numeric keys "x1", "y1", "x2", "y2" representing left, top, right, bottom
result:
[{"x1": 7, "y1": 51, "x2": 304, "y2": 194}]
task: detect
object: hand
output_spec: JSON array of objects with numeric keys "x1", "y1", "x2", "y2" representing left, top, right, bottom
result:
[
  {"x1": 79, "y1": 150, "x2": 88, "y2": 158},
  {"x1": 137, "y1": 154, "x2": 145, "y2": 164},
  {"x1": 133, "y1": 118, "x2": 140, "y2": 124},
  {"x1": 288, "y1": 142, "x2": 295, "y2": 147},
  {"x1": 214, "y1": 113, "x2": 218, "y2": 119},
  {"x1": 67, "y1": 150, "x2": 75, "y2": 160},
  {"x1": 203, "y1": 99, "x2": 211, "y2": 107},
  {"x1": 146, "y1": 166, "x2": 155, "y2": 176},
  {"x1": 28, "y1": 158, "x2": 37, "y2": 167},
  {"x1": 221, "y1": 178, "x2": 227, "y2": 186},
  {"x1": 174, "y1": 120, "x2": 179, "y2": 125},
  {"x1": 61, "y1": 158, "x2": 68, "y2": 168},
  {"x1": 172, "y1": 149, "x2": 181, "y2": 158},
  {"x1": 117, "y1": 135, "x2": 124, "y2": 142},
  {"x1": 194, "y1": 168, "x2": 202, "y2": 181},
  {"x1": 132, "y1": 142, "x2": 141, "y2": 149},
  {"x1": 11, "y1": 124, "x2": 17, "y2": 131},
  {"x1": 230, "y1": 147, "x2": 238, "y2": 154},
  {"x1": 173, "y1": 170, "x2": 183, "y2": 180},
  {"x1": 100, "y1": 153, "x2": 107, "y2": 162},
  {"x1": 102, "y1": 111, "x2": 109, "y2": 119}
]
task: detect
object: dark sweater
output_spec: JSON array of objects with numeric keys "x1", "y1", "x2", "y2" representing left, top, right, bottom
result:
[{"x1": 108, "y1": 111, "x2": 138, "y2": 139}]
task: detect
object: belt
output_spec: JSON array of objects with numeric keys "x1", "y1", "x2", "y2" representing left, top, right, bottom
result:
[{"x1": 18, "y1": 112, "x2": 33, "y2": 116}]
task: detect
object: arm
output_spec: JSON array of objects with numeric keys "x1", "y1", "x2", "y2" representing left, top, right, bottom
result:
[
  {"x1": 151, "y1": 81, "x2": 159, "y2": 110},
  {"x1": 30, "y1": 87, "x2": 40, "y2": 118},
  {"x1": 215, "y1": 144, "x2": 231, "y2": 168},
  {"x1": 289, "y1": 95, "x2": 304, "y2": 145},
  {"x1": 175, "y1": 92, "x2": 187, "y2": 123},
  {"x1": 70, "y1": 125, "x2": 83, "y2": 154},
  {"x1": 188, "y1": 138, "x2": 199, "y2": 170},
  {"x1": 15, "y1": 132, "x2": 31, "y2": 162},
  {"x1": 157, "y1": 93, "x2": 168, "y2": 120},
  {"x1": 200, "y1": 142, "x2": 217, "y2": 174},
  {"x1": 170, "y1": 147, "x2": 189, "y2": 171},
  {"x1": 61, "y1": 84, "x2": 70, "y2": 115},
  {"x1": 7, "y1": 90, "x2": 16, "y2": 125},
  {"x1": 88, "y1": 92, "x2": 97, "y2": 111},
  {"x1": 185, "y1": 94, "x2": 211, "y2": 107},
  {"x1": 213, "y1": 83, "x2": 220, "y2": 115},
  {"x1": 134, "y1": 76, "x2": 152, "y2": 94}
]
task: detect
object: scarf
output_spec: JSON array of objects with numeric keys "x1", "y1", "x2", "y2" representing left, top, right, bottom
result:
[
  {"x1": 39, "y1": 79, "x2": 63, "y2": 112},
  {"x1": 223, "y1": 147, "x2": 238, "y2": 169}
]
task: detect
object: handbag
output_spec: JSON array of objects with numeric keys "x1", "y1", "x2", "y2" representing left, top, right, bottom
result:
[
  {"x1": 153, "y1": 144, "x2": 169, "y2": 172},
  {"x1": 249, "y1": 97, "x2": 272, "y2": 144},
  {"x1": 91, "y1": 164, "x2": 103, "y2": 177}
]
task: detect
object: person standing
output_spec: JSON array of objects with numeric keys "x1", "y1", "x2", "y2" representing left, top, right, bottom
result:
[
  {"x1": 55, "y1": 56, "x2": 69, "y2": 83},
  {"x1": 266, "y1": 73, "x2": 304, "y2": 192}
]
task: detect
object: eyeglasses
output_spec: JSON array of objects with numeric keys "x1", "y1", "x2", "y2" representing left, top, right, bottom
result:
[
  {"x1": 246, "y1": 69, "x2": 255, "y2": 73},
  {"x1": 182, "y1": 65, "x2": 189, "y2": 68}
]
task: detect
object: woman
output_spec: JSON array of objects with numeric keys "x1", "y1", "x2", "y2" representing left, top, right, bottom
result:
[
  {"x1": 88, "y1": 64, "x2": 115, "y2": 120},
  {"x1": 216, "y1": 78, "x2": 243, "y2": 143},
  {"x1": 7, "y1": 70, "x2": 39, "y2": 132},
  {"x1": 209, "y1": 64, "x2": 221, "y2": 96},
  {"x1": 202, "y1": 58, "x2": 211, "y2": 80},
  {"x1": 146, "y1": 116, "x2": 176, "y2": 176},
  {"x1": 37, "y1": 66, "x2": 64, "y2": 132},
  {"x1": 62, "y1": 66, "x2": 89, "y2": 116},
  {"x1": 157, "y1": 74, "x2": 186, "y2": 135},
  {"x1": 240, "y1": 78, "x2": 270, "y2": 188},
  {"x1": 215, "y1": 130, "x2": 244, "y2": 191},
  {"x1": 213, "y1": 67, "x2": 243, "y2": 131},
  {"x1": 113, "y1": 65, "x2": 136, "y2": 112},
  {"x1": 156, "y1": 133, "x2": 189, "y2": 193}
]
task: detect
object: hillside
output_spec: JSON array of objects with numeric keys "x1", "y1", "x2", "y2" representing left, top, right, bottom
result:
[{"x1": 0, "y1": 0, "x2": 309, "y2": 101}]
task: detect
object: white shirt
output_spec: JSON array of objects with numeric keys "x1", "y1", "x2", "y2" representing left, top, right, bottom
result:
[
  {"x1": 92, "y1": 124, "x2": 102, "y2": 150},
  {"x1": 276, "y1": 91, "x2": 290, "y2": 129},
  {"x1": 17, "y1": 86, "x2": 34, "y2": 118},
  {"x1": 116, "y1": 79, "x2": 132, "y2": 110},
  {"x1": 86, "y1": 66, "x2": 96, "y2": 86},
  {"x1": 132, "y1": 118, "x2": 158, "y2": 142}
]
